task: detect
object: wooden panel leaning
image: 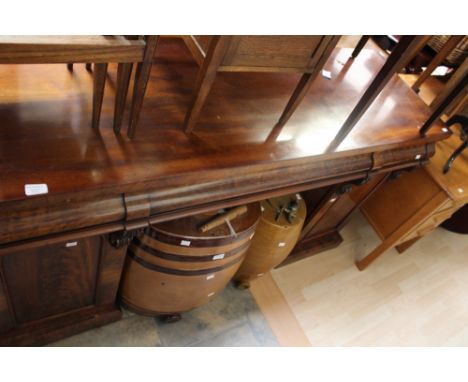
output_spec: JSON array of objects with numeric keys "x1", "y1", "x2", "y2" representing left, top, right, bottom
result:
[
  {"x1": 0, "y1": 35, "x2": 146, "y2": 130},
  {"x1": 120, "y1": 203, "x2": 260, "y2": 322},
  {"x1": 233, "y1": 194, "x2": 306, "y2": 289},
  {"x1": 182, "y1": 35, "x2": 341, "y2": 133}
]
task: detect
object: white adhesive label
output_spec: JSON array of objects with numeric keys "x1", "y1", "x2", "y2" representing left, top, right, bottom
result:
[
  {"x1": 180, "y1": 240, "x2": 191, "y2": 247},
  {"x1": 278, "y1": 242, "x2": 286, "y2": 247},
  {"x1": 207, "y1": 292, "x2": 215, "y2": 297},
  {"x1": 212, "y1": 253, "x2": 225, "y2": 260},
  {"x1": 330, "y1": 197, "x2": 337, "y2": 203},
  {"x1": 415, "y1": 154, "x2": 422, "y2": 160},
  {"x1": 25, "y1": 184, "x2": 48, "y2": 196},
  {"x1": 321, "y1": 70, "x2": 332, "y2": 79},
  {"x1": 206, "y1": 274, "x2": 215, "y2": 280},
  {"x1": 249, "y1": 233, "x2": 255, "y2": 240},
  {"x1": 261, "y1": 205, "x2": 265, "y2": 212},
  {"x1": 66, "y1": 242, "x2": 78, "y2": 247},
  {"x1": 442, "y1": 128, "x2": 449, "y2": 133},
  {"x1": 296, "y1": 193, "x2": 302, "y2": 200},
  {"x1": 458, "y1": 188, "x2": 464, "y2": 193}
]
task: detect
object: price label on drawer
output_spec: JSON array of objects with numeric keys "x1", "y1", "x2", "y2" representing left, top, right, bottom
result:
[
  {"x1": 212, "y1": 253, "x2": 225, "y2": 260},
  {"x1": 25, "y1": 184, "x2": 48, "y2": 196},
  {"x1": 180, "y1": 240, "x2": 191, "y2": 247}
]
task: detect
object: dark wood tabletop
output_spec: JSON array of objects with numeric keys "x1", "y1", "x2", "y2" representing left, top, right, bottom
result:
[{"x1": 0, "y1": 37, "x2": 449, "y2": 246}]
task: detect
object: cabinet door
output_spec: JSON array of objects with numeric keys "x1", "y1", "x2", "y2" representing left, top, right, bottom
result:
[
  {"x1": 2, "y1": 237, "x2": 101, "y2": 324},
  {"x1": 0, "y1": 271, "x2": 14, "y2": 333}
]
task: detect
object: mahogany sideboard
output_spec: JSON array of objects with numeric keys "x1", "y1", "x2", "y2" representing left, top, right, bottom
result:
[{"x1": 0, "y1": 38, "x2": 447, "y2": 345}]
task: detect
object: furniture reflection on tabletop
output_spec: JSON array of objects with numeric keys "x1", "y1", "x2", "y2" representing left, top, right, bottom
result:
[
  {"x1": 181, "y1": 36, "x2": 340, "y2": 133},
  {"x1": 0, "y1": 35, "x2": 146, "y2": 131},
  {"x1": 0, "y1": 37, "x2": 451, "y2": 345}
]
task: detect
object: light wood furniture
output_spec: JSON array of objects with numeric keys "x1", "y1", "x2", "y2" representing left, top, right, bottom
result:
[
  {"x1": 359, "y1": 129, "x2": 468, "y2": 270},
  {"x1": 182, "y1": 35, "x2": 340, "y2": 133},
  {"x1": 0, "y1": 35, "x2": 146, "y2": 130},
  {"x1": 234, "y1": 194, "x2": 306, "y2": 288}
]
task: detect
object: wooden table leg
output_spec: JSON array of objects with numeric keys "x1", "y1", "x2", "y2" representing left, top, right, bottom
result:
[
  {"x1": 92, "y1": 63, "x2": 108, "y2": 130},
  {"x1": 356, "y1": 191, "x2": 447, "y2": 270}
]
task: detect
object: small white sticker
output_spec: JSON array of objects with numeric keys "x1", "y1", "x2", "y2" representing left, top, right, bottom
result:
[
  {"x1": 66, "y1": 242, "x2": 78, "y2": 247},
  {"x1": 212, "y1": 253, "x2": 225, "y2": 260},
  {"x1": 261, "y1": 205, "x2": 265, "y2": 212},
  {"x1": 207, "y1": 292, "x2": 215, "y2": 297},
  {"x1": 25, "y1": 184, "x2": 48, "y2": 196},
  {"x1": 180, "y1": 240, "x2": 191, "y2": 247},
  {"x1": 415, "y1": 154, "x2": 422, "y2": 160},
  {"x1": 458, "y1": 188, "x2": 464, "y2": 193},
  {"x1": 321, "y1": 69, "x2": 332, "y2": 79},
  {"x1": 249, "y1": 233, "x2": 255, "y2": 240},
  {"x1": 296, "y1": 193, "x2": 302, "y2": 200},
  {"x1": 278, "y1": 242, "x2": 286, "y2": 247},
  {"x1": 330, "y1": 197, "x2": 337, "y2": 203},
  {"x1": 206, "y1": 274, "x2": 215, "y2": 280},
  {"x1": 442, "y1": 127, "x2": 449, "y2": 133}
]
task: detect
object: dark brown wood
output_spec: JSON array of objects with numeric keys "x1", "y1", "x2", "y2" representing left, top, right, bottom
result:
[
  {"x1": 184, "y1": 36, "x2": 233, "y2": 133},
  {"x1": 327, "y1": 36, "x2": 429, "y2": 151},
  {"x1": 0, "y1": 231, "x2": 130, "y2": 345},
  {"x1": 276, "y1": 36, "x2": 340, "y2": 128},
  {"x1": 411, "y1": 35, "x2": 465, "y2": 92},
  {"x1": 351, "y1": 35, "x2": 370, "y2": 58},
  {"x1": 92, "y1": 63, "x2": 108, "y2": 129},
  {"x1": 127, "y1": 36, "x2": 159, "y2": 138},
  {"x1": 0, "y1": 39, "x2": 450, "y2": 344},
  {"x1": 0, "y1": 36, "x2": 145, "y2": 64},
  {"x1": 184, "y1": 35, "x2": 340, "y2": 133},
  {"x1": 420, "y1": 71, "x2": 468, "y2": 136},
  {"x1": 113, "y1": 63, "x2": 133, "y2": 133}
]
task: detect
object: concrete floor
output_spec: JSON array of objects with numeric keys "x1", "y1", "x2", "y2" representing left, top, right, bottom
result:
[{"x1": 50, "y1": 282, "x2": 278, "y2": 347}]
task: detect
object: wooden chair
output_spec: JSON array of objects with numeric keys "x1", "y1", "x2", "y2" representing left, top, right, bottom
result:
[
  {"x1": 327, "y1": 36, "x2": 431, "y2": 151},
  {"x1": 0, "y1": 35, "x2": 146, "y2": 130},
  {"x1": 411, "y1": 35, "x2": 466, "y2": 93},
  {"x1": 182, "y1": 36, "x2": 341, "y2": 133}
]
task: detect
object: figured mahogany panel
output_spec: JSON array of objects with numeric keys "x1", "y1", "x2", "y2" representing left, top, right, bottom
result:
[
  {"x1": 2, "y1": 237, "x2": 101, "y2": 323},
  {"x1": 94, "y1": 240, "x2": 128, "y2": 305},
  {"x1": 0, "y1": 270, "x2": 14, "y2": 333}
]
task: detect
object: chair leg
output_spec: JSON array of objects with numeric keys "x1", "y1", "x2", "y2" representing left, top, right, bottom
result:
[
  {"x1": 86, "y1": 63, "x2": 92, "y2": 72},
  {"x1": 276, "y1": 72, "x2": 316, "y2": 128},
  {"x1": 412, "y1": 35, "x2": 464, "y2": 93},
  {"x1": 67, "y1": 63, "x2": 73, "y2": 71},
  {"x1": 127, "y1": 36, "x2": 159, "y2": 139},
  {"x1": 92, "y1": 63, "x2": 108, "y2": 130},
  {"x1": 113, "y1": 63, "x2": 133, "y2": 134},
  {"x1": 351, "y1": 35, "x2": 370, "y2": 58},
  {"x1": 184, "y1": 36, "x2": 232, "y2": 134}
]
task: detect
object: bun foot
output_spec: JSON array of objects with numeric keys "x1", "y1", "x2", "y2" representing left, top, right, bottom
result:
[
  {"x1": 160, "y1": 314, "x2": 182, "y2": 323},
  {"x1": 235, "y1": 280, "x2": 251, "y2": 290}
]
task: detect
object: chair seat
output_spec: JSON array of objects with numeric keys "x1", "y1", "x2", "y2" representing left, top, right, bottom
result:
[{"x1": 0, "y1": 35, "x2": 145, "y2": 64}]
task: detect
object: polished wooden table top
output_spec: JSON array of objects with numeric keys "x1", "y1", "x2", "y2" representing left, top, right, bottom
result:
[{"x1": 0, "y1": 37, "x2": 446, "y2": 204}]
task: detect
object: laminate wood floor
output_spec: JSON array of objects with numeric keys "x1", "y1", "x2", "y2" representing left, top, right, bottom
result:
[{"x1": 269, "y1": 211, "x2": 468, "y2": 346}]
